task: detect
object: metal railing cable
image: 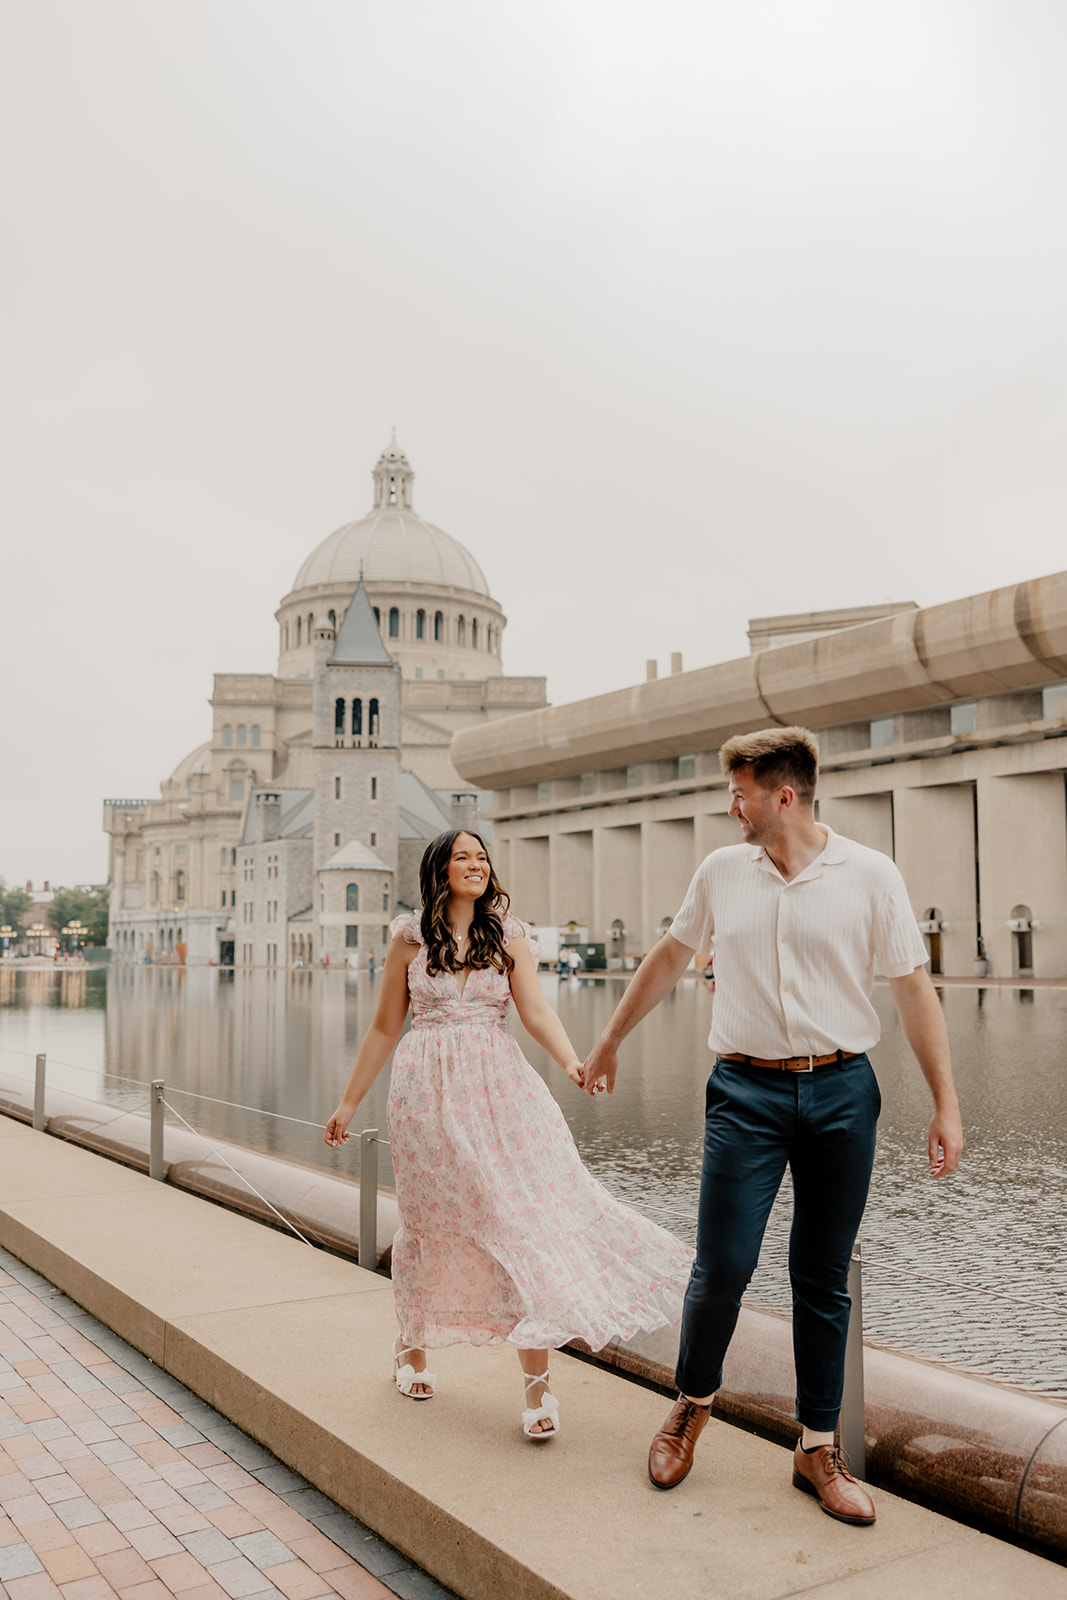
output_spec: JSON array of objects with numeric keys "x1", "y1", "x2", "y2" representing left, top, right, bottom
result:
[{"x1": 157, "y1": 1093, "x2": 315, "y2": 1249}]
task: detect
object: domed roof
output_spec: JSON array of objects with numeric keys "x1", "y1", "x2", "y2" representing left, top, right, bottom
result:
[
  {"x1": 291, "y1": 438, "x2": 490, "y2": 597},
  {"x1": 167, "y1": 741, "x2": 212, "y2": 790}
]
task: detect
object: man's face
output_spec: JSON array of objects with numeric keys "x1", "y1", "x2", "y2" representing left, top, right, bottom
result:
[{"x1": 728, "y1": 769, "x2": 783, "y2": 845}]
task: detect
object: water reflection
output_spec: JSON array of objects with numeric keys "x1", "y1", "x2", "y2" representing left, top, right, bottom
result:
[{"x1": 0, "y1": 966, "x2": 1064, "y2": 1396}]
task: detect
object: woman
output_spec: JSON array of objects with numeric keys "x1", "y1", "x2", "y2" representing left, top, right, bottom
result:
[{"x1": 325, "y1": 829, "x2": 692, "y2": 1439}]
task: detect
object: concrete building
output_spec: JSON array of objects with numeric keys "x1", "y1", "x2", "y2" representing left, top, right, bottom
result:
[
  {"x1": 104, "y1": 438, "x2": 547, "y2": 967},
  {"x1": 451, "y1": 574, "x2": 1067, "y2": 980}
]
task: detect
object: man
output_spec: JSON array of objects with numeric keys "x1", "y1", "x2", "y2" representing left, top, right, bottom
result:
[{"x1": 581, "y1": 727, "x2": 962, "y2": 1526}]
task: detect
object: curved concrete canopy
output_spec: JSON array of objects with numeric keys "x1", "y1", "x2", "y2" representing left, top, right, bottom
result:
[{"x1": 451, "y1": 571, "x2": 1067, "y2": 788}]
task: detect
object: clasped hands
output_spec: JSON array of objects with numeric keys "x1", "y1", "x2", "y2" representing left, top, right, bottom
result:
[{"x1": 569, "y1": 1042, "x2": 618, "y2": 1097}]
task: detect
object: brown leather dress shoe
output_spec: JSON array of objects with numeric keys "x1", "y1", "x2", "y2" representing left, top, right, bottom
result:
[
  {"x1": 648, "y1": 1397, "x2": 711, "y2": 1489},
  {"x1": 792, "y1": 1442, "x2": 876, "y2": 1525}
]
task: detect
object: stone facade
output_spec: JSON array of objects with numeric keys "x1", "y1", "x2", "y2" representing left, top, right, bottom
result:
[
  {"x1": 452, "y1": 574, "x2": 1067, "y2": 980},
  {"x1": 105, "y1": 439, "x2": 547, "y2": 967}
]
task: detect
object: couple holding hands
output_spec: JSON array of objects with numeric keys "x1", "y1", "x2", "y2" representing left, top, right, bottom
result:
[{"x1": 326, "y1": 728, "x2": 962, "y2": 1527}]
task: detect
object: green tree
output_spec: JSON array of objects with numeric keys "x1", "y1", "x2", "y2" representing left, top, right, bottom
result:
[
  {"x1": 0, "y1": 878, "x2": 32, "y2": 941},
  {"x1": 47, "y1": 885, "x2": 110, "y2": 948}
]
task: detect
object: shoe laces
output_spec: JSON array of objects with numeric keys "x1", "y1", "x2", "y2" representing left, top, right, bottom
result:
[{"x1": 667, "y1": 1401, "x2": 706, "y2": 1436}]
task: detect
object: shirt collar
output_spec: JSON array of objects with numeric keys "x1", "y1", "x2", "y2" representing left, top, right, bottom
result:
[{"x1": 748, "y1": 825, "x2": 847, "y2": 881}]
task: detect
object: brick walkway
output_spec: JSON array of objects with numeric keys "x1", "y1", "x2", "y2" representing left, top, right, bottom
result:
[{"x1": 0, "y1": 1251, "x2": 452, "y2": 1600}]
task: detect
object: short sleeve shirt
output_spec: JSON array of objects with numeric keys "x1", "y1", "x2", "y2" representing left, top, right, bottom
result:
[{"x1": 669, "y1": 827, "x2": 928, "y2": 1058}]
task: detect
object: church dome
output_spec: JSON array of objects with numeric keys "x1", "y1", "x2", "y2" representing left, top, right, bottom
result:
[{"x1": 291, "y1": 438, "x2": 490, "y2": 597}]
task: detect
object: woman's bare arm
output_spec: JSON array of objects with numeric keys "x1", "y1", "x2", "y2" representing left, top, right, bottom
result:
[
  {"x1": 507, "y1": 936, "x2": 584, "y2": 1087},
  {"x1": 324, "y1": 933, "x2": 417, "y2": 1145}
]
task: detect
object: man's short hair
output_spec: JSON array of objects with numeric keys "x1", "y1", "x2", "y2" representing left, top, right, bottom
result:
[{"x1": 719, "y1": 727, "x2": 819, "y2": 804}]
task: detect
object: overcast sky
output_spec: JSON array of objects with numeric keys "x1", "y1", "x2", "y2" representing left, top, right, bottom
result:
[{"x1": 4, "y1": 0, "x2": 1067, "y2": 888}]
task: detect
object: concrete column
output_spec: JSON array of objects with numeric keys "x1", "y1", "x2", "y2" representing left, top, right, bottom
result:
[
  {"x1": 697, "y1": 811, "x2": 737, "y2": 860},
  {"x1": 977, "y1": 773, "x2": 1067, "y2": 979},
  {"x1": 893, "y1": 785, "x2": 976, "y2": 976},
  {"x1": 819, "y1": 793, "x2": 894, "y2": 858},
  {"x1": 642, "y1": 818, "x2": 695, "y2": 948},
  {"x1": 596, "y1": 824, "x2": 643, "y2": 956},
  {"x1": 550, "y1": 832, "x2": 593, "y2": 929},
  {"x1": 511, "y1": 835, "x2": 550, "y2": 925}
]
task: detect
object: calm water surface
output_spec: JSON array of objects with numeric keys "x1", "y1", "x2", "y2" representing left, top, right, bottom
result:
[{"x1": 1, "y1": 964, "x2": 1065, "y2": 1396}]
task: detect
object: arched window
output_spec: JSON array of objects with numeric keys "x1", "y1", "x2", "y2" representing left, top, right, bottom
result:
[
  {"x1": 351, "y1": 698, "x2": 362, "y2": 736},
  {"x1": 175, "y1": 871, "x2": 186, "y2": 903},
  {"x1": 457, "y1": 616, "x2": 466, "y2": 646},
  {"x1": 416, "y1": 609, "x2": 425, "y2": 639},
  {"x1": 346, "y1": 883, "x2": 359, "y2": 911},
  {"x1": 328, "y1": 609, "x2": 336, "y2": 630},
  {"x1": 471, "y1": 618, "x2": 478, "y2": 649},
  {"x1": 382, "y1": 883, "x2": 390, "y2": 912},
  {"x1": 369, "y1": 698, "x2": 380, "y2": 742},
  {"x1": 335, "y1": 698, "x2": 345, "y2": 736},
  {"x1": 223, "y1": 726, "x2": 233, "y2": 747},
  {"x1": 237, "y1": 726, "x2": 247, "y2": 748},
  {"x1": 296, "y1": 616, "x2": 302, "y2": 646},
  {"x1": 251, "y1": 726, "x2": 261, "y2": 748},
  {"x1": 373, "y1": 606, "x2": 380, "y2": 626},
  {"x1": 389, "y1": 607, "x2": 400, "y2": 638},
  {"x1": 434, "y1": 611, "x2": 443, "y2": 641},
  {"x1": 307, "y1": 613, "x2": 314, "y2": 640},
  {"x1": 334, "y1": 775, "x2": 342, "y2": 800}
]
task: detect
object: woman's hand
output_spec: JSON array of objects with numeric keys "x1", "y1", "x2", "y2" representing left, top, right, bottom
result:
[
  {"x1": 560, "y1": 1058, "x2": 584, "y2": 1089},
  {"x1": 324, "y1": 1104, "x2": 355, "y2": 1147}
]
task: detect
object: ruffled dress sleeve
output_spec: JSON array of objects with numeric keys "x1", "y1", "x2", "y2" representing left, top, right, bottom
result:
[
  {"x1": 502, "y1": 914, "x2": 541, "y2": 964},
  {"x1": 390, "y1": 912, "x2": 423, "y2": 945}
]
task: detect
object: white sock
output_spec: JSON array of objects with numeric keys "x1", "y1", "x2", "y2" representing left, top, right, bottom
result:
[{"x1": 801, "y1": 1428, "x2": 835, "y2": 1452}]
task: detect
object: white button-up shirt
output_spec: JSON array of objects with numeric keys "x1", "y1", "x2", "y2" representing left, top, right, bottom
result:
[{"x1": 670, "y1": 826, "x2": 928, "y2": 1059}]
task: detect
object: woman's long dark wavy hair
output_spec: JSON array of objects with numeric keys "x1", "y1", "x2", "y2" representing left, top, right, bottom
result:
[{"x1": 419, "y1": 829, "x2": 514, "y2": 978}]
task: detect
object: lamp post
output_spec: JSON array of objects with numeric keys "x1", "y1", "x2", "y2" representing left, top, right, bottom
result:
[
  {"x1": 0, "y1": 924, "x2": 14, "y2": 958},
  {"x1": 63, "y1": 920, "x2": 87, "y2": 956},
  {"x1": 26, "y1": 922, "x2": 50, "y2": 958}
]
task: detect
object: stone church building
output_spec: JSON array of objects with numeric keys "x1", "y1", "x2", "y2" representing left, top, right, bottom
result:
[{"x1": 104, "y1": 439, "x2": 546, "y2": 966}]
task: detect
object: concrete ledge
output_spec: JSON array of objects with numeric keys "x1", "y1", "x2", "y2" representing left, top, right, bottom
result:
[{"x1": 0, "y1": 1115, "x2": 1063, "y2": 1600}]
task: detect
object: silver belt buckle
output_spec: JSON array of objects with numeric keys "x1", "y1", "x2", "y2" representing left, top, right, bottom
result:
[{"x1": 798, "y1": 1053, "x2": 815, "y2": 1073}]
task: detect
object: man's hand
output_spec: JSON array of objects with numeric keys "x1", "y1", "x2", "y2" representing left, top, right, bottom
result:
[
  {"x1": 888, "y1": 966, "x2": 963, "y2": 1179},
  {"x1": 580, "y1": 1039, "x2": 619, "y2": 1097},
  {"x1": 928, "y1": 1103, "x2": 963, "y2": 1177}
]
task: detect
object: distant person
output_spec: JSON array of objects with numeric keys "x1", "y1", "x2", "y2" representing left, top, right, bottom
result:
[
  {"x1": 582, "y1": 728, "x2": 962, "y2": 1525},
  {"x1": 326, "y1": 829, "x2": 691, "y2": 1439},
  {"x1": 567, "y1": 947, "x2": 582, "y2": 980},
  {"x1": 368, "y1": 950, "x2": 376, "y2": 978}
]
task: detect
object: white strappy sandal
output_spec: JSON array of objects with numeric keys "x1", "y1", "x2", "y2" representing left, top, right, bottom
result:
[
  {"x1": 522, "y1": 1371, "x2": 560, "y2": 1440},
  {"x1": 393, "y1": 1338, "x2": 436, "y2": 1400}
]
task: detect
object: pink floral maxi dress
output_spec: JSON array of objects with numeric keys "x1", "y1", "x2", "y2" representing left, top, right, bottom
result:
[{"x1": 387, "y1": 913, "x2": 694, "y2": 1350}]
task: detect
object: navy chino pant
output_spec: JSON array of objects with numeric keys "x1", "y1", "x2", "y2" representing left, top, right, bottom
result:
[{"x1": 674, "y1": 1053, "x2": 880, "y2": 1431}]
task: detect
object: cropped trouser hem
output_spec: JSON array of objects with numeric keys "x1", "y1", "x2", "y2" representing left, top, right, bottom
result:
[{"x1": 674, "y1": 1055, "x2": 879, "y2": 1429}]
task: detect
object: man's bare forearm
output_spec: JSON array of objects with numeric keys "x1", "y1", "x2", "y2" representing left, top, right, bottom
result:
[
  {"x1": 598, "y1": 934, "x2": 695, "y2": 1047},
  {"x1": 888, "y1": 968, "x2": 958, "y2": 1108}
]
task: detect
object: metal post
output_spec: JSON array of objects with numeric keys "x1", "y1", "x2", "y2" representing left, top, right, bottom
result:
[
  {"x1": 33, "y1": 1054, "x2": 46, "y2": 1131},
  {"x1": 149, "y1": 1080, "x2": 165, "y2": 1182},
  {"x1": 840, "y1": 1242, "x2": 866, "y2": 1478},
  {"x1": 359, "y1": 1128, "x2": 379, "y2": 1271}
]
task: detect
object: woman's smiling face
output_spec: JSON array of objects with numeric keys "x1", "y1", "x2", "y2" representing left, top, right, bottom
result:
[{"x1": 447, "y1": 833, "x2": 490, "y2": 900}]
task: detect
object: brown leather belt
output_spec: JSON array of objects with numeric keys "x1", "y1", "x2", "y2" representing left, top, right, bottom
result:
[{"x1": 718, "y1": 1050, "x2": 860, "y2": 1074}]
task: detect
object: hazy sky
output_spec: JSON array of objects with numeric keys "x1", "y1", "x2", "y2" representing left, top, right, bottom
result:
[{"x1": 5, "y1": 0, "x2": 1067, "y2": 887}]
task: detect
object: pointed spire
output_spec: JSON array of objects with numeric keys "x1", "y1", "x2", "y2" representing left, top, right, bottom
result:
[{"x1": 331, "y1": 577, "x2": 394, "y2": 667}]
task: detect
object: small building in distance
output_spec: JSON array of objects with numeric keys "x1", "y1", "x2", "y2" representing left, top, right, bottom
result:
[
  {"x1": 104, "y1": 438, "x2": 547, "y2": 966},
  {"x1": 451, "y1": 575, "x2": 1067, "y2": 980}
]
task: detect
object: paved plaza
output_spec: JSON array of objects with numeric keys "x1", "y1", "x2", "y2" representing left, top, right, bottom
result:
[{"x1": 0, "y1": 1251, "x2": 452, "y2": 1600}]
